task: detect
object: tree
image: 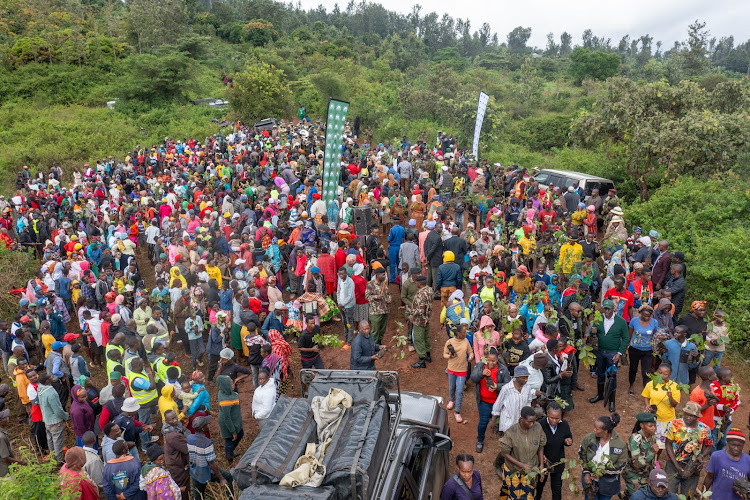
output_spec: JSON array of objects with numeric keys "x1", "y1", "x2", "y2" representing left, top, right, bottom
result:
[
  {"x1": 570, "y1": 77, "x2": 750, "y2": 200},
  {"x1": 559, "y1": 32, "x2": 572, "y2": 56},
  {"x1": 681, "y1": 20, "x2": 710, "y2": 75},
  {"x1": 115, "y1": 52, "x2": 196, "y2": 105},
  {"x1": 507, "y1": 26, "x2": 531, "y2": 54},
  {"x1": 545, "y1": 32, "x2": 558, "y2": 56},
  {"x1": 230, "y1": 61, "x2": 291, "y2": 122},
  {"x1": 568, "y1": 47, "x2": 620, "y2": 84}
]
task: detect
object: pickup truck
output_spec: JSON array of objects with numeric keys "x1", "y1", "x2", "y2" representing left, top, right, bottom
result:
[{"x1": 233, "y1": 369, "x2": 453, "y2": 500}]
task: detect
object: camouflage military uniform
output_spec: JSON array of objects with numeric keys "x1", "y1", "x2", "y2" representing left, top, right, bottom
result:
[{"x1": 622, "y1": 430, "x2": 657, "y2": 499}]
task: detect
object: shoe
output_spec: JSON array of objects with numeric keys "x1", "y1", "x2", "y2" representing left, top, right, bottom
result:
[
  {"x1": 589, "y1": 383, "x2": 605, "y2": 404},
  {"x1": 454, "y1": 413, "x2": 463, "y2": 423},
  {"x1": 608, "y1": 390, "x2": 617, "y2": 412},
  {"x1": 447, "y1": 401, "x2": 455, "y2": 410},
  {"x1": 411, "y1": 359, "x2": 426, "y2": 368},
  {"x1": 476, "y1": 442, "x2": 483, "y2": 453},
  {"x1": 425, "y1": 352, "x2": 432, "y2": 363},
  {"x1": 576, "y1": 385, "x2": 585, "y2": 391}
]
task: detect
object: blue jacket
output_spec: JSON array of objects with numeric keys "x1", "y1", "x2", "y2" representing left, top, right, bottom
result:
[
  {"x1": 188, "y1": 383, "x2": 210, "y2": 416},
  {"x1": 261, "y1": 314, "x2": 285, "y2": 339},
  {"x1": 387, "y1": 225, "x2": 405, "y2": 247},
  {"x1": 206, "y1": 326, "x2": 225, "y2": 356},
  {"x1": 436, "y1": 262, "x2": 463, "y2": 289},
  {"x1": 664, "y1": 338, "x2": 698, "y2": 385},
  {"x1": 102, "y1": 455, "x2": 145, "y2": 500},
  {"x1": 350, "y1": 333, "x2": 380, "y2": 371}
]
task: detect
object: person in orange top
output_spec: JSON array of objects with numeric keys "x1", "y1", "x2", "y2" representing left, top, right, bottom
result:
[{"x1": 690, "y1": 365, "x2": 719, "y2": 431}]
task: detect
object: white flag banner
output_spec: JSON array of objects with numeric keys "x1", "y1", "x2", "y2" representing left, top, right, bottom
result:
[{"x1": 472, "y1": 91, "x2": 490, "y2": 158}]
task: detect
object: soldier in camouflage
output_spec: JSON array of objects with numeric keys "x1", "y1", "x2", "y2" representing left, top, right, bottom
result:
[{"x1": 622, "y1": 411, "x2": 659, "y2": 499}]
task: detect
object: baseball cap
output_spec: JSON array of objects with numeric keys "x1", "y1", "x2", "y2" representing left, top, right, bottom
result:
[
  {"x1": 648, "y1": 469, "x2": 668, "y2": 488},
  {"x1": 602, "y1": 299, "x2": 615, "y2": 309},
  {"x1": 63, "y1": 333, "x2": 80, "y2": 342}
]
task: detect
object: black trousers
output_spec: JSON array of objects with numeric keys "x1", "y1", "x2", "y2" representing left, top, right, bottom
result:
[
  {"x1": 207, "y1": 354, "x2": 220, "y2": 381},
  {"x1": 31, "y1": 420, "x2": 49, "y2": 454},
  {"x1": 628, "y1": 346, "x2": 654, "y2": 387},
  {"x1": 535, "y1": 467, "x2": 563, "y2": 500}
]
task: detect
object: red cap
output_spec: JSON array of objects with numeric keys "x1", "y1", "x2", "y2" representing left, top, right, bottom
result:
[{"x1": 64, "y1": 333, "x2": 80, "y2": 342}]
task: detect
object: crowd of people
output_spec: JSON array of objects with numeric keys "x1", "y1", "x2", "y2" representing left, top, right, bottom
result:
[{"x1": 0, "y1": 118, "x2": 745, "y2": 500}]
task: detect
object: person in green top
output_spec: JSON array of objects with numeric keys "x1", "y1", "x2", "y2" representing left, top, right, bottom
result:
[
  {"x1": 587, "y1": 299, "x2": 630, "y2": 412},
  {"x1": 622, "y1": 412, "x2": 659, "y2": 499},
  {"x1": 216, "y1": 375, "x2": 243, "y2": 462},
  {"x1": 578, "y1": 412, "x2": 628, "y2": 499}
]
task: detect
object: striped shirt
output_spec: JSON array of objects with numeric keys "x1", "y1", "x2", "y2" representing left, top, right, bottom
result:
[
  {"x1": 187, "y1": 433, "x2": 215, "y2": 484},
  {"x1": 491, "y1": 381, "x2": 535, "y2": 432}
]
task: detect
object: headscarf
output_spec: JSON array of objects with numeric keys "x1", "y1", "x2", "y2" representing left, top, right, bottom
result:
[
  {"x1": 448, "y1": 289, "x2": 465, "y2": 304},
  {"x1": 64, "y1": 446, "x2": 87, "y2": 470},
  {"x1": 115, "y1": 294, "x2": 125, "y2": 305},
  {"x1": 268, "y1": 329, "x2": 292, "y2": 378},
  {"x1": 169, "y1": 266, "x2": 187, "y2": 289},
  {"x1": 691, "y1": 300, "x2": 706, "y2": 312}
]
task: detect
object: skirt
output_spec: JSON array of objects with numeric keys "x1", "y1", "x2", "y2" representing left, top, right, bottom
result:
[
  {"x1": 230, "y1": 322, "x2": 243, "y2": 350},
  {"x1": 353, "y1": 303, "x2": 370, "y2": 323},
  {"x1": 499, "y1": 464, "x2": 536, "y2": 500}
]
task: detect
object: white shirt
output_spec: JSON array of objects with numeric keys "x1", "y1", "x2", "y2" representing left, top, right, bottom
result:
[
  {"x1": 491, "y1": 380, "x2": 534, "y2": 432},
  {"x1": 603, "y1": 314, "x2": 615, "y2": 334},
  {"x1": 145, "y1": 225, "x2": 161, "y2": 245},
  {"x1": 252, "y1": 380, "x2": 278, "y2": 420},
  {"x1": 593, "y1": 441, "x2": 610, "y2": 464},
  {"x1": 519, "y1": 356, "x2": 544, "y2": 392}
]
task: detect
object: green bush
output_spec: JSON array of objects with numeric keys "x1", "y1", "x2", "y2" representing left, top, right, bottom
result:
[
  {"x1": 626, "y1": 174, "x2": 750, "y2": 345},
  {"x1": 568, "y1": 47, "x2": 621, "y2": 85}
]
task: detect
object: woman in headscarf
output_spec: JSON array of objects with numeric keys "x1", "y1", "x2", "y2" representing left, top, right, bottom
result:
[
  {"x1": 115, "y1": 294, "x2": 132, "y2": 324},
  {"x1": 60, "y1": 446, "x2": 100, "y2": 500},
  {"x1": 70, "y1": 384, "x2": 96, "y2": 448},
  {"x1": 440, "y1": 290, "x2": 470, "y2": 338},
  {"x1": 169, "y1": 267, "x2": 187, "y2": 289},
  {"x1": 409, "y1": 193, "x2": 426, "y2": 230},
  {"x1": 607, "y1": 248, "x2": 630, "y2": 278},
  {"x1": 266, "y1": 329, "x2": 292, "y2": 397},
  {"x1": 141, "y1": 444, "x2": 182, "y2": 500}
]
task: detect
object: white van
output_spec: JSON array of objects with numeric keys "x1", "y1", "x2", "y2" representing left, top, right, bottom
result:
[{"x1": 533, "y1": 169, "x2": 615, "y2": 196}]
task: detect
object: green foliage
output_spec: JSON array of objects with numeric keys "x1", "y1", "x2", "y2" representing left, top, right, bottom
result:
[
  {"x1": 0, "y1": 447, "x2": 74, "y2": 499},
  {"x1": 114, "y1": 52, "x2": 197, "y2": 107},
  {"x1": 568, "y1": 48, "x2": 621, "y2": 84},
  {"x1": 626, "y1": 175, "x2": 750, "y2": 345},
  {"x1": 510, "y1": 114, "x2": 572, "y2": 151},
  {"x1": 571, "y1": 77, "x2": 750, "y2": 200},
  {"x1": 230, "y1": 61, "x2": 290, "y2": 122}
]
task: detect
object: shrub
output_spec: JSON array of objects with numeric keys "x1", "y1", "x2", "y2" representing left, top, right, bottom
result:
[{"x1": 626, "y1": 174, "x2": 750, "y2": 345}]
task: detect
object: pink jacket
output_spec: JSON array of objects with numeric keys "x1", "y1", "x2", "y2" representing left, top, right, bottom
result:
[{"x1": 474, "y1": 315, "x2": 501, "y2": 361}]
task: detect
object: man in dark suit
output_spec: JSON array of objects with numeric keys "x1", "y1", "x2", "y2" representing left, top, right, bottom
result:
[{"x1": 535, "y1": 401, "x2": 573, "y2": 500}]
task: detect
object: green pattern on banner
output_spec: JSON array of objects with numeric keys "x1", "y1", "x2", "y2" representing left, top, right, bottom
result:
[{"x1": 322, "y1": 98, "x2": 349, "y2": 205}]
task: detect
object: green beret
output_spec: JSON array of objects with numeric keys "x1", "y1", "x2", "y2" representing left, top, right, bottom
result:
[{"x1": 636, "y1": 412, "x2": 657, "y2": 424}]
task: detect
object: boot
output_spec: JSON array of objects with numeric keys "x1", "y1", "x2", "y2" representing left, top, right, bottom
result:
[
  {"x1": 425, "y1": 352, "x2": 432, "y2": 363},
  {"x1": 608, "y1": 390, "x2": 616, "y2": 412},
  {"x1": 411, "y1": 358, "x2": 426, "y2": 368},
  {"x1": 589, "y1": 383, "x2": 604, "y2": 403}
]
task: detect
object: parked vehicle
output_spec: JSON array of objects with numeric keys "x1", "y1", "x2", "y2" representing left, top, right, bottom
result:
[
  {"x1": 533, "y1": 169, "x2": 615, "y2": 196},
  {"x1": 233, "y1": 370, "x2": 453, "y2": 500}
]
